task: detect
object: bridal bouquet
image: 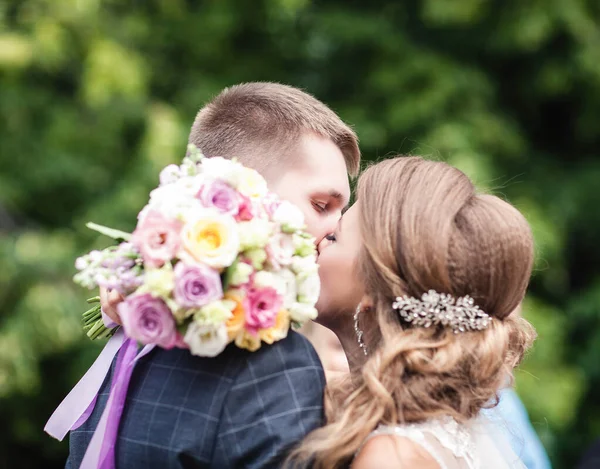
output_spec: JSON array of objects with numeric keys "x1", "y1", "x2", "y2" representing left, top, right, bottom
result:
[{"x1": 73, "y1": 145, "x2": 319, "y2": 356}]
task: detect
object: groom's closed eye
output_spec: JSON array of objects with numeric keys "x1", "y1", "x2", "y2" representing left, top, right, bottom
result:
[
  {"x1": 311, "y1": 190, "x2": 348, "y2": 214},
  {"x1": 312, "y1": 201, "x2": 328, "y2": 213}
]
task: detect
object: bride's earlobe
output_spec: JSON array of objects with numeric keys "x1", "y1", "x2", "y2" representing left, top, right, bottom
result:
[{"x1": 359, "y1": 295, "x2": 374, "y2": 311}]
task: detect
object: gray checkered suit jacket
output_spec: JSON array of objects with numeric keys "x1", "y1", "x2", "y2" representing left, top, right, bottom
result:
[{"x1": 66, "y1": 330, "x2": 325, "y2": 468}]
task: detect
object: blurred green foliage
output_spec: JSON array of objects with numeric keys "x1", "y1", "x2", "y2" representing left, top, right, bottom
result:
[{"x1": 1, "y1": 0, "x2": 599, "y2": 467}]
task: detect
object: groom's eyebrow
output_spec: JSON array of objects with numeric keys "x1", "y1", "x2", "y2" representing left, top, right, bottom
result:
[
  {"x1": 329, "y1": 190, "x2": 344, "y2": 202},
  {"x1": 328, "y1": 189, "x2": 350, "y2": 209}
]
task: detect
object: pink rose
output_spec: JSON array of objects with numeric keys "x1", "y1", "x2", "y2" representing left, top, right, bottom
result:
[
  {"x1": 266, "y1": 233, "x2": 295, "y2": 270},
  {"x1": 173, "y1": 332, "x2": 189, "y2": 349},
  {"x1": 235, "y1": 194, "x2": 255, "y2": 221},
  {"x1": 118, "y1": 293, "x2": 178, "y2": 348},
  {"x1": 131, "y1": 210, "x2": 182, "y2": 268},
  {"x1": 243, "y1": 287, "x2": 282, "y2": 335},
  {"x1": 262, "y1": 193, "x2": 281, "y2": 218}
]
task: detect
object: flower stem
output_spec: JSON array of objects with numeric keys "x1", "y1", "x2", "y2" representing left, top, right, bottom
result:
[{"x1": 81, "y1": 297, "x2": 117, "y2": 340}]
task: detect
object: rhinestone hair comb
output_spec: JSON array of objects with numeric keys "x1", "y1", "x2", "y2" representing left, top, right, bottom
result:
[{"x1": 392, "y1": 290, "x2": 492, "y2": 334}]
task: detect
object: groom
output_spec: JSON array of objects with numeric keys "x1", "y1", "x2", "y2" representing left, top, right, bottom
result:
[{"x1": 67, "y1": 82, "x2": 360, "y2": 468}]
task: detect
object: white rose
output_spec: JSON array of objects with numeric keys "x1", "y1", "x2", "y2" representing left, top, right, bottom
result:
[
  {"x1": 266, "y1": 233, "x2": 295, "y2": 269},
  {"x1": 290, "y1": 255, "x2": 319, "y2": 275},
  {"x1": 238, "y1": 219, "x2": 272, "y2": 250},
  {"x1": 289, "y1": 302, "x2": 318, "y2": 323},
  {"x1": 184, "y1": 322, "x2": 229, "y2": 357},
  {"x1": 273, "y1": 201, "x2": 306, "y2": 233},
  {"x1": 274, "y1": 268, "x2": 297, "y2": 309},
  {"x1": 253, "y1": 271, "x2": 279, "y2": 290},
  {"x1": 159, "y1": 164, "x2": 181, "y2": 186},
  {"x1": 238, "y1": 167, "x2": 268, "y2": 199},
  {"x1": 147, "y1": 183, "x2": 203, "y2": 222},
  {"x1": 201, "y1": 157, "x2": 243, "y2": 187},
  {"x1": 296, "y1": 271, "x2": 321, "y2": 306},
  {"x1": 173, "y1": 175, "x2": 204, "y2": 197}
]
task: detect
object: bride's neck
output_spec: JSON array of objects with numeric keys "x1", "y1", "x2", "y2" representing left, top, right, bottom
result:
[{"x1": 330, "y1": 317, "x2": 366, "y2": 373}]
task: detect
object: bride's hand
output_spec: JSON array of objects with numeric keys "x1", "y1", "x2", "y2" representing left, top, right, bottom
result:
[{"x1": 100, "y1": 287, "x2": 124, "y2": 326}]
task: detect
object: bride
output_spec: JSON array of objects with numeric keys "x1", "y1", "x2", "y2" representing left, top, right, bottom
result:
[{"x1": 288, "y1": 156, "x2": 536, "y2": 468}]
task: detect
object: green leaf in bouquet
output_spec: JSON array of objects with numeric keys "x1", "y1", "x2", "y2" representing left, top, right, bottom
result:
[
  {"x1": 86, "y1": 222, "x2": 132, "y2": 241},
  {"x1": 186, "y1": 144, "x2": 205, "y2": 163},
  {"x1": 222, "y1": 257, "x2": 240, "y2": 292},
  {"x1": 176, "y1": 320, "x2": 189, "y2": 336}
]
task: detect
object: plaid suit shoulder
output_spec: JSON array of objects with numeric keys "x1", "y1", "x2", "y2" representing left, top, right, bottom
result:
[
  {"x1": 67, "y1": 331, "x2": 325, "y2": 469},
  {"x1": 210, "y1": 330, "x2": 326, "y2": 469}
]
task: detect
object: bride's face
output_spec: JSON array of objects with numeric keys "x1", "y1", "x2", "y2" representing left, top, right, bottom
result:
[{"x1": 315, "y1": 203, "x2": 364, "y2": 327}]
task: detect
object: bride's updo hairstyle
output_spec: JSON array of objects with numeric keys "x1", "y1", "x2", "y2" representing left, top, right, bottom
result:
[{"x1": 288, "y1": 157, "x2": 536, "y2": 469}]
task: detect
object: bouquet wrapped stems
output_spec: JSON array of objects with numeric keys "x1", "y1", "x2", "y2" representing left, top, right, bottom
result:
[{"x1": 82, "y1": 296, "x2": 116, "y2": 340}]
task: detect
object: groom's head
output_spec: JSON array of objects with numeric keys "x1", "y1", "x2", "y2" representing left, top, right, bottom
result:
[{"x1": 189, "y1": 82, "x2": 360, "y2": 245}]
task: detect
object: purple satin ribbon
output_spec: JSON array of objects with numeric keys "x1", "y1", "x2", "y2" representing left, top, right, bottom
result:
[
  {"x1": 45, "y1": 329, "x2": 155, "y2": 469},
  {"x1": 45, "y1": 329, "x2": 126, "y2": 441}
]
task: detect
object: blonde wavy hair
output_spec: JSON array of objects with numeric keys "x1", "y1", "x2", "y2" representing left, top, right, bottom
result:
[{"x1": 287, "y1": 157, "x2": 536, "y2": 469}]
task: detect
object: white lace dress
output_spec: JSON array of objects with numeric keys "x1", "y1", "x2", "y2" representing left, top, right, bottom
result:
[{"x1": 360, "y1": 417, "x2": 526, "y2": 469}]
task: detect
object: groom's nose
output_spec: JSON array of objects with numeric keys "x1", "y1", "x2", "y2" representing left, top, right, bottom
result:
[{"x1": 309, "y1": 212, "x2": 340, "y2": 250}]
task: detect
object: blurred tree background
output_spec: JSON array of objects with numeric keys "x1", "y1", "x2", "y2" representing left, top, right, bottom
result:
[{"x1": 0, "y1": 0, "x2": 599, "y2": 467}]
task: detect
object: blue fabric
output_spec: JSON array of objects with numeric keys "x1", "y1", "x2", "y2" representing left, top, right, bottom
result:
[
  {"x1": 482, "y1": 389, "x2": 552, "y2": 469},
  {"x1": 67, "y1": 330, "x2": 325, "y2": 469}
]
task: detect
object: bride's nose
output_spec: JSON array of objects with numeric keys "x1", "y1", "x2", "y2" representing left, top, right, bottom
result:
[{"x1": 317, "y1": 236, "x2": 333, "y2": 255}]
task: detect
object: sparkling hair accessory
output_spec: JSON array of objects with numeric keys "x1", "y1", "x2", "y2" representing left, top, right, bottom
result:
[{"x1": 392, "y1": 290, "x2": 492, "y2": 334}]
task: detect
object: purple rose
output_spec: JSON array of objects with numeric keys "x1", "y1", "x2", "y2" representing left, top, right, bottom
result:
[
  {"x1": 174, "y1": 262, "x2": 223, "y2": 308},
  {"x1": 118, "y1": 293, "x2": 177, "y2": 348},
  {"x1": 197, "y1": 180, "x2": 240, "y2": 215}
]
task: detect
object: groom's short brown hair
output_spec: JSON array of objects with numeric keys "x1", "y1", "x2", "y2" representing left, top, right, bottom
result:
[{"x1": 188, "y1": 82, "x2": 360, "y2": 178}]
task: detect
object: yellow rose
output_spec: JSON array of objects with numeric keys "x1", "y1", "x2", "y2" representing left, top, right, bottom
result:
[
  {"x1": 181, "y1": 212, "x2": 240, "y2": 269},
  {"x1": 259, "y1": 309, "x2": 290, "y2": 345},
  {"x1": 238, "y1": 167, "x2": 268, "y2": 199},
  {"x1": 225, "y1": 292, "x2": 246, "y2": 341},
  {"x1": 235, "y1": 330, "x2": 262, "y2": 352}
]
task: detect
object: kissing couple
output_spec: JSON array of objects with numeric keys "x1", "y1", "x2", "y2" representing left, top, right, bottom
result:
[{"x1": 67, "y1": 82, "x2": 539, "y2": 469}]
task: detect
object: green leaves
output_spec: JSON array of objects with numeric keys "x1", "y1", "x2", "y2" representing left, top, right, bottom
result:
[{"x1": 86, "y1": 223, "x2": 132, "y2": 242}]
